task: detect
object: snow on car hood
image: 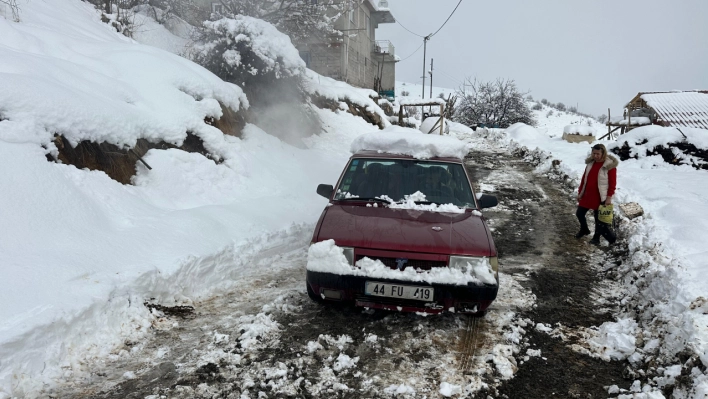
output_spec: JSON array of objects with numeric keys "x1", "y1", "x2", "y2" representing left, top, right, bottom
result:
[
  {"x1": 307, "y1": 240, "x2": 496, "y2": 286},
  {"x1": 315, "y1": 204, "x2": 494, "y2": 256}
]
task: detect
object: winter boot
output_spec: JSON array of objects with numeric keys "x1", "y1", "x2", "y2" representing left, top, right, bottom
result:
[{"x1": 575, "y1": 228, "x2": 591, "y2": 239}]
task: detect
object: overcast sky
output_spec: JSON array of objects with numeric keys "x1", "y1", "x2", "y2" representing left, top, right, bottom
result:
[{"x1": 377, "y1": 0, "x2": 708, "y2": 117}]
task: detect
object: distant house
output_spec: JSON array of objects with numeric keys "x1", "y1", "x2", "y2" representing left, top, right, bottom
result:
[
  {"x1": 607, "y1": 91, "x2": 708, "y2": 136},
  {"x1": 194, "y1": 0, "x2": 398, "y2": 99}
]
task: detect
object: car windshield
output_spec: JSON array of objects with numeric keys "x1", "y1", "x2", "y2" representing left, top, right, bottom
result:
[{"x1": 334, "y1": 158, "x2": 476, "y2": 207}]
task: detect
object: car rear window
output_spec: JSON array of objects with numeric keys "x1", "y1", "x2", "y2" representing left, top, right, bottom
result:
[{"x1": 335, "y1": 158, "x2": 476, "y2": 207}]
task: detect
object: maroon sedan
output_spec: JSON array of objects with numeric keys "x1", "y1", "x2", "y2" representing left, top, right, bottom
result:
[{"x1": 306, "y1": 150, "x2": 499, "y2": 315}]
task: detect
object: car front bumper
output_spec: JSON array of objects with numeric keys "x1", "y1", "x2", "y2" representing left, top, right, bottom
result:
[{"x1": 306, "y1": 270, "x2": 498, "y2": 314}]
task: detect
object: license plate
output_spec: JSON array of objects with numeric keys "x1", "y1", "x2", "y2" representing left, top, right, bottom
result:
[{"x1": 365, "y1": 281, "x2": 434, "y2": 301}]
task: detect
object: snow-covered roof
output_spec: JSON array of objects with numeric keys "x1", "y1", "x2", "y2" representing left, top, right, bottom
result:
[
  {"x1": 639, "y1": 91, "x2": 708, "y2": 130},
  {"x1": 350, "y1": 126, "x2": 469, "y2": 159},
  {"x1": 609, "y1": 116, "x2": 652, "y2": 126},
  {"x1": 563, "y1": 125, "x2": 597, "y2": 135}
]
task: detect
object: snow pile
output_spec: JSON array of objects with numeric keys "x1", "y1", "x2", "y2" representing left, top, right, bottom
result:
[
  {"x1": 351, "y1": 126, "x2": 471, "y2": 159},
  {"x1": 506, "y1": 122, "x2": 549, "y2": 142},
  {"x1": 0, "y1": 0, "x2": 392, "y2": 395},
  {"x1": 0, "y1": 0, "x2": 246, "y2": 154},
  {"x1": 302, "y1": 70, "x2": 390, "y2": 127},
  {"x1": 307, "y1": 240, "x2": 495, "y2": 286},
  {"x1": 563, "y1": 124, "x2": 596, "y2": 136},
  {"x1": 439, "y1": 381, "x2": 462, "y2": 397},
  {"x1": 609, "y1": 125, "x2": 708, "y2": 170},
  {"x1": 587, "y1": 318, "x2": 638, "y2": 361},
  {"x1": 377, "y1": 192, "x2": 466, "y2": 213},
  {"x1": 419, "y1": 115, "x2": 449, "y2": 134},
  {"x1": 474, "y1": 122, "x2": 708, "y2": 396}
]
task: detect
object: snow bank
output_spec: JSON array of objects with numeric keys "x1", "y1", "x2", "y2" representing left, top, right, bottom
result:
[
  {"x1": 0, "y1": 0, "x2": 246, "y2": 155},
  {"x1": 610, "y1": 125, "x2": 708, "y2": 152},
  {"x1": 302, "y1": 70, "x2": 390, "y2": 128},
  {"x1": 350, "y1": 125, "x2": 471, "y2": 159},
  {"x1": 473, "y1": 122, "x2": 708, "y2": 396},
  {"x1": 0, "y1": 0, "x2": 387, "y2": 393},
  {"x1": 307, "y1": 240, "x2": 495, "y2": 286},
  {"x1": 506, "y1": 122, "x2": 549, "y2": 142}
]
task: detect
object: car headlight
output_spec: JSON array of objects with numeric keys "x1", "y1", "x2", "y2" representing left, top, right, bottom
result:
[
  {"x1": 341, "y1": 247, "x2": 354, "y2": 265},
  {"x1": 449, "y1": 255, "x2": 499, "y2": 283}
]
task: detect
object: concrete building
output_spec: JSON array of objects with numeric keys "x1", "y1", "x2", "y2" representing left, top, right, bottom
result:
[{"x1": 195, "y1": 1, "x2": 397, "y2": 99}]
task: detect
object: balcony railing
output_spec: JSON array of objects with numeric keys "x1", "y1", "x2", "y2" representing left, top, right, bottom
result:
[{"x1": 372, "y1": 40, "x2": 395, "y2": 57}]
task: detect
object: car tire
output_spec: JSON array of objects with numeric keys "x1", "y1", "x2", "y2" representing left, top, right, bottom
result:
[{"x1": 306, "y1": 283, "x2": 323, "y2": 303}]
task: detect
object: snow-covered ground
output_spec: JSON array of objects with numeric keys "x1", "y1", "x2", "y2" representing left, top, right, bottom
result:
[
  {"x1": 451, "y1": 123, "x2": 708, "y2": 397},
  {"x1": 2, "y1": 0, "x2": 707, "y2": 397},
  {"x1": 0, "y1": 2, "x2": 383, "y2": 397}
]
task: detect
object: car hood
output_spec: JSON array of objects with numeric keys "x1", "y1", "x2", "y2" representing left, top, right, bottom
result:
[{"x1": 316, "y1": 204, "x2": 494, "y2": 256}]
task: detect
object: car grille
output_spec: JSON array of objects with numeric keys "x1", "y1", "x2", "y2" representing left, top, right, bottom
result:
[{"x1": 355, "y1": 255, "x2": 447, "y2": 271}]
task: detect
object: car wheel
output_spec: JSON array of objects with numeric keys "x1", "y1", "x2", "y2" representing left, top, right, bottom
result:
[{"x1": 306, "y1": 283, "x2": 323, "y2": 303}]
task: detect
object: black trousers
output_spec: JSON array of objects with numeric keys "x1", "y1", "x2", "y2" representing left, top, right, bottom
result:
[{"x1": 576, "y1": 206, "x2": 616, "y2": 243}]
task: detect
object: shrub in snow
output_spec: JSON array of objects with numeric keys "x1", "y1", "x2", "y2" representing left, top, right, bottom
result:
[
  {"x1": 453, "y1": 77, "x2": 535, "y2": 128},
  {"x1": 532, "y1": 102, "x2": 543, "y2": 111},
  {"x1": 598, "y1": 114, "x2": 608, "y2": 124},
  {"x1": 192, "y1": 15, "x2": 305, "y2": 83},
  {"x1": 541, "y1": 98, "x2": 549, "y2": 105},
  {"x1": 555, "y1": 102, "x2": 567, "y2": 112},
  {"x1": 192, "y1": 15, "x2": 321, "y2": 144}
]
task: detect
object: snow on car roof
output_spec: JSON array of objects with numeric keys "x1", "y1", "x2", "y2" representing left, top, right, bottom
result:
[{"x1": 350, "y1": 126, "x2": 470, "y2": 160}]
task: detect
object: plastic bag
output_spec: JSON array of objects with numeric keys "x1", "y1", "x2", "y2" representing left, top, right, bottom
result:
[{"x1": 598, "y1": 204, "x2": 614, "y2": 224}]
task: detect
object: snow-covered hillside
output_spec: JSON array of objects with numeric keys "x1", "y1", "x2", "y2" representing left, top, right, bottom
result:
[{"x1": 0, "y1": 2, "x2": 385, "y2": 397}]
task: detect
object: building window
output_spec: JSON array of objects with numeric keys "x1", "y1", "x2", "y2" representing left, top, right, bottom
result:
[
  {"x1": 349, "y1": 8, "x2": 355, "y2": 23},
  {"x1": 366, "y1": 15, "x2": 371, "y2": 37},
  {"x1": 211, "y1": 2, "x2": 223, "y2": 14}
]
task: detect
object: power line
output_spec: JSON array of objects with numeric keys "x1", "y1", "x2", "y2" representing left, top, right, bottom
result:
[
  {"x1": 430, "y1": 0, "x2": 463, "y2": 38},
  {"x1": 395, "y1": 19, "x2": 426, "y2": 38},
  {"x1": 397, "y1": 41, "x2": 425, "y2": 62}
]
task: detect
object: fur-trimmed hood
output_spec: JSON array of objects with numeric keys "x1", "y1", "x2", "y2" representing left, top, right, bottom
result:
[{"x1": 585, "y1": 154, "x2": 619, "y2": 170}]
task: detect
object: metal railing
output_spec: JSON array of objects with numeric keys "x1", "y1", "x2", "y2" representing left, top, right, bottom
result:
[{"x1": 372, "y1": 40, "x2": 395, "y2": 57}]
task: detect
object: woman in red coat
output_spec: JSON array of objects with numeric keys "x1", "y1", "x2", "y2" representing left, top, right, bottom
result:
[{"x1": 576, "y1": 144, "x2": 618, "y2": 245}]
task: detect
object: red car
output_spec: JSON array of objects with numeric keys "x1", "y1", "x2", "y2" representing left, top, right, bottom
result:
[{"x1": 306, "y1": 148, "x2": 499, "y2": 315}]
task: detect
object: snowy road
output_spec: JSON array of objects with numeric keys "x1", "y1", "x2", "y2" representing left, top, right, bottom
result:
[{"x1": 52, "y1": 147, "x2": 632, "y2": 398}]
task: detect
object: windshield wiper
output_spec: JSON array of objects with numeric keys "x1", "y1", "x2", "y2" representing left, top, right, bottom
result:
[{"x1": 337, "y1": 197, "x2": 390, "y2": 203}]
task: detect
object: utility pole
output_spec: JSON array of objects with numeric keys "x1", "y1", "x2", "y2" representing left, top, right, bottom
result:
[
  {"x1": 421, "y1": 34, "x2": 431, "y2": 99},
  {"x1": 429, "y1": 58, "x2": 434, "y2": 100}
]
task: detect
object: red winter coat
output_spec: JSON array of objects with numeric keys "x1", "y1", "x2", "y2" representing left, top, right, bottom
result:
[{"x1": 578, "y1": 155, "x2": 618, "y2": 210}]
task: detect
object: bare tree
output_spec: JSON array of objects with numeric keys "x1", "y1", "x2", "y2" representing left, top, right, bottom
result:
[
  {"x1": 439, "y1": 93, "x2": 457, "y2": 121},
  {"x1": 216, "y1": 0, "x2": 361, "y2": 43},
  {"x1": 1, "y1": 0, "x2": 21, "y2": 22},
  {"x1": 453, "y1": 77, "x2": 535, "y2": 128}
]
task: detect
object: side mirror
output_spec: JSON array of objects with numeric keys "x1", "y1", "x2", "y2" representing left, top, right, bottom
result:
[
  {"x1": 317, "y1": 184, "x2": 334, "y2": 199},
  {"x1": 478, "y1": 194, "x2": 498, "y2": 209}
]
